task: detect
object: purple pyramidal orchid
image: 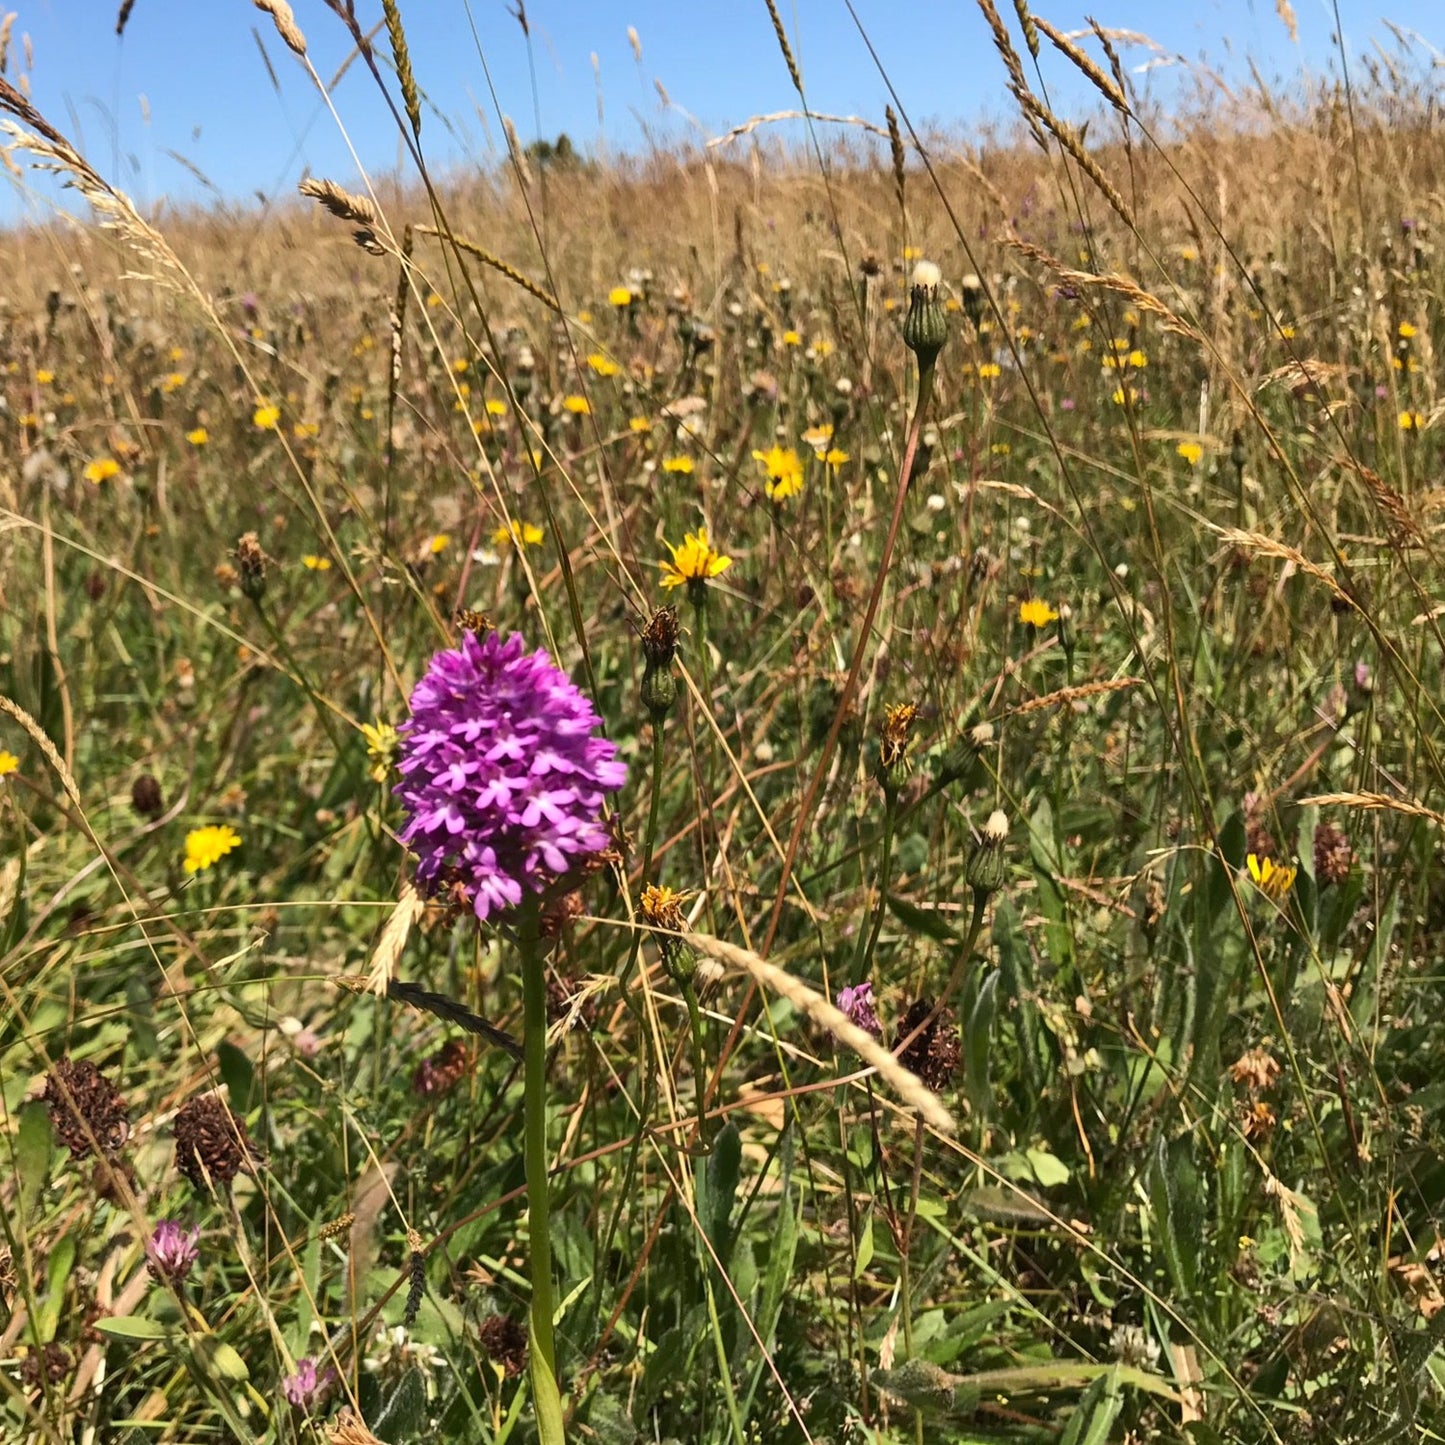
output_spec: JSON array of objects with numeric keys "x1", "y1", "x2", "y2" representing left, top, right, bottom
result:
[{"x1": 395, "y1": 630, "x2": 627, "y2": 920}]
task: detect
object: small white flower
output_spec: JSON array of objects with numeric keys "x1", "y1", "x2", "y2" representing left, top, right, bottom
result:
[{"x1": 911, "y1": 259, "x2": 942, "y2": 290}]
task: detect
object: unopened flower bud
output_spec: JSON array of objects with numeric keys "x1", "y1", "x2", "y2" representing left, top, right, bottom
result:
[
  {"x1": 903, "y1": 262, "x2": 948, "y2": 367},
  {"x1": 935, "y1": 719, "x2": 994, "y2": 790},
  {"x1": 966, "y1": 809, "x2": 1010, "y2": 897},
  {"x1": 874, "y1": 701, "x2": 919, "y2": 797},
  {"x1": 234, "y1": 532, "x2": 268, "y2": 602},
  {"x1": 640, "y1": 605, "x2": 680, "y2": 721},
  {"x1": 960, "y1": 273, "x2": 986, "y2": 329}
]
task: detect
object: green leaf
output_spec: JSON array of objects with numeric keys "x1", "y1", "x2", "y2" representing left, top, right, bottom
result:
[
  {"x1": 216, "y1": 1041, "x2": 255, "y2": 1116},
  {"x1": 886, "y1": 893, "x2": 960, "y2": 944},
  {"x1": 1059, "y1": 1366, "x2": 1125, "y2": 1445},
  {"x1": 14, "y1": 1100, "x2": 52, "y2": 1220},
  {"x1": 964, "y1": 969, "x2": 1000, "y2": 1118},
  {"x1": 192, "y1": 1335, "x2": 250, "y2": 1384},
  {"x1": 854, "y1": 1209, "x2": 875, "y2": 1279},
  {"x1": 373, "y1": 1365, "x2": 428, "y2": 1442},
  {"x1": 700, "y1": 1120, "x2": 741, "y2": 1262},
  {"x1": 94, "y1": 1315, "x2": 177, "y2": 1342},
  {"x1": 35, "y1": 1230, "x2": 76, "y2": 1344}
]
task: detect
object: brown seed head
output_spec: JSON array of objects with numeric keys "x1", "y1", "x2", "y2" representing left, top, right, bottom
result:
[
  {"x1": 1229, "y1": 1047, "x2": 1282, "y2": 1093},
  {"x1": 640, "y1": 883, "x2": 689, "y2": 935},
  {"x1": 43, "y1": 1058, "x2": 130, "y2": 1158},
  {"x1": 131, "y1": 773, "x2": 164, "y2": 818},
  {"x1": 478, "y1": 1313, "x2": 528, "y2": 1379},
  {"x1": 173, "y1": 1094, "x2": 251, "y2": 1190},
  {"x1": 895, "y1": 997, "x2": 960, "y2": 1094},
  {"x1": 233, "y1": 532, "x2": 268, "y2": 601},
  {"x1": 878, "y1": 702, "x2": 920, "y2": 772},
  {"x1": 327, "y1": 1410, "x2": 386, "y2": 1445},
  {"x1": 641, "y1": 605, "x2": 680, "y2": 669},
  {"x1": 1313, "y1": 822, "x2": 1353, "y2": 887}
]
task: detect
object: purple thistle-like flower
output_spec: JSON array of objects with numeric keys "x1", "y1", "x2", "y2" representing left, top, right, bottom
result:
[
  {"x1": 395, "y1": 630, "x2": 628, "y2": 920},
  {"x1": 282, "y1": 1357, "x2": 329, "y2": 1407},
  {"x1": 146, "y1": 1220, "x2": 200, "y2": 1282},
  {"x1": 836, "y1": 981, "x2": 882, "y2": 1041}
]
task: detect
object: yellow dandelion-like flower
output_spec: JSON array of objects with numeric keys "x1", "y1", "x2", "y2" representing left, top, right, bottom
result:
[
  {"x1": 562, "y1": 394, "x2": 591, "y2": 416},
  {"x1": 609, "y1": 286, "x2": 633, "y2": 307},
  {"x1": 493, "y1": 520, "x2": 545, "y2": 548},
  {"x1": 161, "y1": 371, "x2": 186, "y2": 393},
  {"x1": 801, "y1": 423, "x2": 834, "y2": 454},
  {"x1": 293, "y1": 421, "x2": 319, "y2": 439},
  {"x1": 587, "y1": 353, "x2": 621, "y2": 378},
  {"x1": 186, "y1": 426, "x2": 209, "y2": 446},
  {"x1": 428, "y1": 533, "x2": 450, "y2": 555},
  {"x1": 1177, "y1": 441, "x2": 1204, "y2": 466},
  {"x1": 902, "y1": 245, "x2": 921, "y2": 262},
  {"x1": 782, "y1": 330, "x2": 802, "y2": 347},
  {"x1": 84, "y1": 457, "x2": 121, "y2": 485},
  {"x1": 1247, "y1": 853, "x2": 1296, "y2": 902},
  {"x1": 752, "y1": 444, "x2": 805, "y2": 503},
  {"x1": 426, "y1": 292, "x2": 443, "y2": 308},
  {"x1": 0, "y1": 750, "x2": 18, "y2": 779},
  {"x1": 19, "y1": 412, "x2": 39, "y2": 428},
  {"x1": 812, "y1": 338, "x2": 835, "y2": 358},
  {"x1": 1399, "y1": 409, "x2": 1424, "y2": 432},
  {"x1": 629, "y1": 416, "x2": 652, "y2": 433},
  {"x1": 1399, "y1": 321, "x2": 1418, "y2": 339},
  {"x1": 35, "y1": 369, "x2": 54, "y2": 385},
  {"x1": 302, "y1": 554, "x2": 332, "y2": 570},
  {"x1": 660, "y1": 526, "x2": 732, "y2": 591},
  {"x1": 360, "y1": 720, "x2": 398, "y2": 783},
  {"x1": 485, "y1": 398, "x2": 508, "y2": 417},
  {"x1": 252, "y1": 403, "x2": 281, "y2": 430},
  {"x1": 662, "y1": 455, "x2": 695, "y2": 475},
  {"x1": 823, "y1": 447, "x2": 850, "y2": 467},
  {"x1": 1128, "y1": 349, "x2": 1148, "y2": 369},
  {"x1": 452, "y1": 357, "x2": 469, "y2": 374},
  {"x1": 183, "y1": 825, "x2": 241, "y2": 875},
  {"x1": 1019, "y1": 598, "x2": 1059, "y2": 628},
  {"x1": 977, "y1": 362, "x2": 1002, "y2": 380},
  {"x1": 1278, "y1": 324, "x2": 1296, "y2": 340}
]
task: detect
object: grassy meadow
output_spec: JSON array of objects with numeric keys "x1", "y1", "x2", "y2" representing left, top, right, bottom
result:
[{"x1": 4, "y1": 5, "x2": 1445, "y2": 1441}]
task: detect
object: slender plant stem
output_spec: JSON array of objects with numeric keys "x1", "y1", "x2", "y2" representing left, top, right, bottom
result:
[
  {"x1": 520, "y1": 898, "x2": 566, "y2": 1445},
  {"x1": 682, "y1": 978, "x2": 711, "y2": 1146},
  {"x1": 851, "y1": 792, "x2": 897, "y2": 985},
  {"x1": 615, "y1": 719, "x2": 667, "y2": 1014}
]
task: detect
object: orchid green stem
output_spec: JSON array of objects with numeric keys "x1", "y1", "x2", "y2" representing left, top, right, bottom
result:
[{"x1": 520, "y1": 898, "x2": 565, "y2": 1445}]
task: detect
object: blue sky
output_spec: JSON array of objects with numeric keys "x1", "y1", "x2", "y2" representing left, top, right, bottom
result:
[{"x1": 2, "y1": 0, "x2": 1440, "y2": 223}]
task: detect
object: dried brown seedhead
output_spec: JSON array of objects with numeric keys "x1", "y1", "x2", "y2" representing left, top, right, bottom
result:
[
  {"x1": 43, "y1": 1058, "x2": 130, "y2": 1158},
  {"x1": 173, "y1": 1094, "x2": 252, "y2": 1190}
]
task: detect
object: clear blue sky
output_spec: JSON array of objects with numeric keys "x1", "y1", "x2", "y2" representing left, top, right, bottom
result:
[{"x1": 2, "y1": 0, "x2": 1440, "y2": 222}]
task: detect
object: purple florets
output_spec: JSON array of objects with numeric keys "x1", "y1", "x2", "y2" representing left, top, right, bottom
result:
[
  {"x1": 395, "y1": 630, "x2": 628, "y2": 920},
  {"x1": 836, "y1": 981, "x2": 882, "y2": 1041},
  {"x1": 146, "y1": 1220, "x2": 200, "y2": 1282}
]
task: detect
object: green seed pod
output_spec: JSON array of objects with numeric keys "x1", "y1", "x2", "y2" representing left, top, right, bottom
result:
[
  {"x1": 902, "y1": 261, "x2": 948, "y2": 366},
  {"x1": 966, "y1": 809, "x2": 1010, "y2": 898}
]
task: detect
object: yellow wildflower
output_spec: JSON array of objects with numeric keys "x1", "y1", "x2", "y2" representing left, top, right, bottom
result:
[
  {"x1": 186, "y1": 426, "x2": 209, "y2": 446},
  {"x1": 782, "y1": 330, "x2": 802, "y2": 347},
  {"x1": 753, "y1": 444, "x2": 804, "y2": 502},
  {"x1": 493, "y1": 520, "x2": 545, "y2": 548},
  {"x1": 1399, "y1": 410, "x2": 1424, "y2": 432},
  {"x1": 1400, "y1": 321, "x2": 1418, "y2": 339},
  {"x1": 662, "y1": 456, "x2": 695, "y2": 475},
  {"x1": 562, "y1": 395, "x2": 591, "y2": 416},
  {"x1": 1019, "y1": 598, "x2": 1059, "y2": 628},
  {"x1": 812, "y1": 338, "x2": 834, "y2": 358},
  {"x1": 587, "y1": 353, "x2": 621, "y2": 378},
  {"x1": 1177, "y1": 440, "x2": 1203, "y2": 466},
  {"x1": 801, "y1": 423, "x2": 834, "y2": 454},
  {"x1": 35, "y1": 369, "x2": 54, "y2": 385},
  {"x1": 0, "y1": 750, "x2": 17, "y2": 779},
  {"x1": 84, "y1": 457, "x2": 121, "y2": 485},
  {"x1": 302, "y1": 554, "x2": 331, "y2": 570},
  {"x1": 485, "y1": 398, "x2": 508, "y2": 417},
  {"x1": 609, "y1": 286, "x2": 633, "y2": 307},
  {"x1": 823, "y1": 447, "x2": 850, "y2": 467},
  {"x1": 629, "y1": 416, "x2": 652, "y2": 433},
  {"x1": 1247, "y1": 853, "x2": 1296, "y2": 902},
  {"x1": 428, "y1": 533, "x2": 450, "y2": 554},
  {"x1": 977, "y1": 362, "x2": 1001, "y2": 380},
  {"x1": 361, "y1": 720, "x2": 398, "y2": 782},
  {"x1": 660, "y1": 526, "x2": 732, "y2": 590},
  {"x1": 162, "y1": 371, "x2": 186, "y2": 393},
  {"x1": 183, "y1": 825, "x2": 241, "y2": 875},
  {"x1": 253, "y1": 403, "x2": 281, "y2": 430}
]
